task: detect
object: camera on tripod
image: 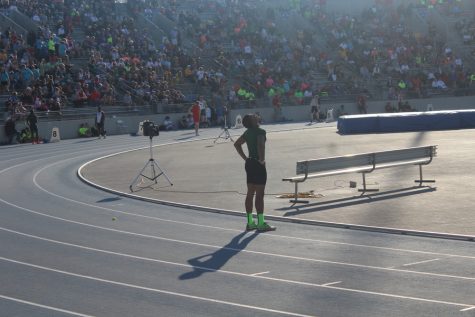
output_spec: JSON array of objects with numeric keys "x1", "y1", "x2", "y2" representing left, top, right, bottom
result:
[
  {"x1": 130, "y1": 120, "x2": 172, "y2": 192},
  {"x1": 143, "y1": 121, "x2": 159, "y2": 137}
]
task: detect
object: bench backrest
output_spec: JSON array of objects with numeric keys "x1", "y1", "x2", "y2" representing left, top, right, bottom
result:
[{"x1": 296, "y1": 145, "x2": 437, "y2": 175}]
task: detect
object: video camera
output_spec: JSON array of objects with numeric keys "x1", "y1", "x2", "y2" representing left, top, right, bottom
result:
[{"x1": 143, "y1": 121, "x2": 159, "y2": 137}]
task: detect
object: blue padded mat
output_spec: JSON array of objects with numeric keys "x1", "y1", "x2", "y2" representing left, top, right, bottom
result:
[{"x1": 337, "y1": 110, "x2": 475, "y2": 134}]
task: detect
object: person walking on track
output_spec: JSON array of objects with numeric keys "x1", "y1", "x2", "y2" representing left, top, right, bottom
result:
[
  {"x1": 95, "y1": 106, "x2": 106, "y2": 139},
  {"x1": 190, "y1": 101, "x2": 201, "y2": 136},
  {"x1": 26, "y1": 109, "x2": 39, "y2": 144},
  {"x1": 234, "y1": 114, "x2": 275, "y2": 232}
]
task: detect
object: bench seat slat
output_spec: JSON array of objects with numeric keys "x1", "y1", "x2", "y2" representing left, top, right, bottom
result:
[
  {"x1": 295, "y1": 146, "x2": 436, "y2": 175},
  {"x1": 283, "y1": 158, "x2": 431, "y2": 183},
  {"x1": 284, "y1": 165, "x2": 373, "y2": 182},
  {"x1": 374, "y1": 158, "x2": 430, "y2": 169},
  {"x1": 296, "y1": 154, "x2": 372, "y2": 174}
]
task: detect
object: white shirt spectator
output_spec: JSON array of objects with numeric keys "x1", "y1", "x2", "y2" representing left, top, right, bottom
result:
[
  {"x1": 198, "y1": 98, "x2": 207, "y2": 110},
  {"x1": 432, "y1": 80, "x2": 447, "y2": 89},
  {"x1": 205, "y1": 107, "x2": 211, "y2": 121},
  {"x1": 373, "y1": 64, "x2": 381, "y2": 75},
  {"x1": 196, "y1": 69, "x2": 205, "y2": 81},
  {"x1": 261, "y1": 28, "x2": 267, "y2": 39},
  {"x1": 400, "y1": 64, "x2": 410, "y2": 73}
]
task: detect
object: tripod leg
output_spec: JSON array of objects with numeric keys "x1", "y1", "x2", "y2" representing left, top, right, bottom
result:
[
  {"x1": 214, "y1": 129, "x2": 227, "y2": 143},
  {"x1": 152, "y1": 160, "x2": 173, "y2": 186},
  {"x1": 225, "y1": 128, "x2": 233, "y2": 141},
  {"x1": 150, "y1": 160, "x2": 158, "y2": 184},
  {"x1": 129, "y1": 160, "x2": 153, "y2": 191}
]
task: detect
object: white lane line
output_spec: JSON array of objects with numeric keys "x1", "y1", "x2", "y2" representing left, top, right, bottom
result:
[
  {"x1": 0, "y1": 257, "x2": 317, "y2": 317},
  {"x1": 403, "y1": 258, "x2": 440, "y2": 267},
  {"x1": 1, "y1": 199, "x2": 475, "y2": 283},
  {"x1": 321, "y1": 281, "x2": 342, "y2": 287},
  {"x1": 1, "y1": 227, "x2": 474, "y2": 311},
  {"x1": 1, "y1": 256, "x2": 473, "y2": 311},
  {"x1": 460, "y1": 306, "x2": 475, "y2": 312},
  {"x1": 0, "y1": 294, "x2": 95, "y2": 317},
  {"x1": 0, "y1": 143, "x2": 148, "y2": 192},
  {"x1": 250, "y1": 271, "x2": 270, "y2": 277},
  {"x1": 33, "y1": 160, "x2": 475, "y2": 261}
]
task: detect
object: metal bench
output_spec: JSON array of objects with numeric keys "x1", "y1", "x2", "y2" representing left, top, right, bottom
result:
[{"x1": 283, "y1": 145, "x2": 437, "y2": 203}]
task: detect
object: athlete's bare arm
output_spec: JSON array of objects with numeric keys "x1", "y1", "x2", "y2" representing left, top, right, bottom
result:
[
  {"x1": 257, "y1": 135, "x2": 265, "y2": 164},
  {"x1": 234, "y1": 136, "x2": 247, "y2": 161}
]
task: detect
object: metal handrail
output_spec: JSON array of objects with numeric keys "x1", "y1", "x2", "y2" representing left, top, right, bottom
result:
[{"x1": 0, "y1": 11, "x2": 27, "y2": 36}]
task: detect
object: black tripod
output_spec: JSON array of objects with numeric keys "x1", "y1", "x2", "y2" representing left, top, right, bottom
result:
[
  {"x1": 129, "y1": 135, "x2": 173, "y2": 192},
  {"x1": 214, "y1": 114, "x2": 233, "y2": 143}
]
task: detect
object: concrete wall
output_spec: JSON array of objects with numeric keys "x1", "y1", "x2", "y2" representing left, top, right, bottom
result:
[
  {"x1": 324, "y1": 0, "x2": 475, "y2": 15},
  {"x1": 325, "y1": 0, "x2": 378, "y2": 14},
  {"x1": 1, "y1": 95, "x2": 475, "y2": 142}
]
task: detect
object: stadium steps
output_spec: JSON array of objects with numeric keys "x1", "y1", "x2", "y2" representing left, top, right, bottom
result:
[
  {"x1": 0, "y1": 94, "x2": 10, "y2": 122},
  {"x1": 69, "y1": 57, "x2": 89, "y2": 70},
  {"x1": 6, "y1": 8, "x2": 38, "y2": 33},
  {"x1": 71, "y1": 28, "x2": 86, "y2": 43}
]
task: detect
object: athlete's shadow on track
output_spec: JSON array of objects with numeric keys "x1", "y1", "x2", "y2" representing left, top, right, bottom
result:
[{"x1": 179, "y1": 231, "x2": 258, "y2": 280}]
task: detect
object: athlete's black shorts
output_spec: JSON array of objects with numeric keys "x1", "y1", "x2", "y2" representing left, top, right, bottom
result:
[{"x1": 245, "y1": 158, "x2": 267, "y2": 185}]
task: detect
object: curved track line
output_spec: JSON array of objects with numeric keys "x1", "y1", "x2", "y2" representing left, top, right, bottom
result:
[
  {"x1": 33, "y1": 157, "x2": 475, "y2": 259},
  {"x1": 77, "y1": 144, "x2": 475, "y2": 242},
  {"x1": 1, "y1": 227, "x2": 473, "y2": 310},
  {"x1": 0, "y1": 257, "x2": 317, "y2": 317},
  {"x1": 0, "y1": 295, "x2": 95, "y2": 317},
  {"x1": 1, "y1": 197, "x2": 474, "y2": 282}
]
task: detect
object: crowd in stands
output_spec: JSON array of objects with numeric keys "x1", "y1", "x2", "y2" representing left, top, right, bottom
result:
[
  {"x1": 302, "y1": 0, "x2": 475, "y2": 101},
  {"x1": 1, "y1": 0, "x2": 201, "y2": 122},
  {"x1": 2, "y1": 0, "x2": 475, "y2": 143},
  {"x1": 173, "y1": 0, "x2": 330, "y2": 107},
  {"x1": 0, "y1": 0, "x2": 111, "y2": 120},
  {"x1": 140, "y1": 0, "x2": 475, "y2": 109}
]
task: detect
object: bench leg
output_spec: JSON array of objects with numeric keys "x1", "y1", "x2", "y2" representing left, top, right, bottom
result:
[
  {"x1": 358, "y1": 172, "x2": 379, "y2": 193},
  {"x1": 289, "y1": 182, "x2": 309, "y2": 204},
  {"x1": 414, "y1": 164, "x2": 436, "y2": 186}
]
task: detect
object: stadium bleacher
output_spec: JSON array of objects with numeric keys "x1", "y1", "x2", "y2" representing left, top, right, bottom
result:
[{"x1": 1, "y1": 0, "x2": 475, "y2": 130}]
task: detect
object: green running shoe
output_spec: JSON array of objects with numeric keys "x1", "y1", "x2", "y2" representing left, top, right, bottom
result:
[
  {"x1": 257, "y1": 222, "x2": 276, "y2": 232},
  {"x1": 246, "y1": 222, "x2": 258, "y2": 231}
]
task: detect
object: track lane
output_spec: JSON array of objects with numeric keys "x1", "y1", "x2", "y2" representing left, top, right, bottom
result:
[{"x1": 1, "y1": 133, "x2": 474, "y2": 317}]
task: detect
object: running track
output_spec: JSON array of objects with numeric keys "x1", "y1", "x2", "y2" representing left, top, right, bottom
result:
[{"x1": 1, "y1": 129, "x2": 474, "y2": 317}]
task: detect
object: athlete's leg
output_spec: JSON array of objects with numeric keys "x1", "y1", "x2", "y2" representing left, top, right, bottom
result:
[{"x1": 246, "y1": 183, "x2": 256, "y2": 213}]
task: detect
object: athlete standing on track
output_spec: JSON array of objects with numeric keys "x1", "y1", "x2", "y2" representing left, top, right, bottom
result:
[
  {"x1": 234, "y1": 114, "x2": 276, "y2": 232},
  {"x1": 190, "y1": 101, "x2": 201, "y2": 136}
]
